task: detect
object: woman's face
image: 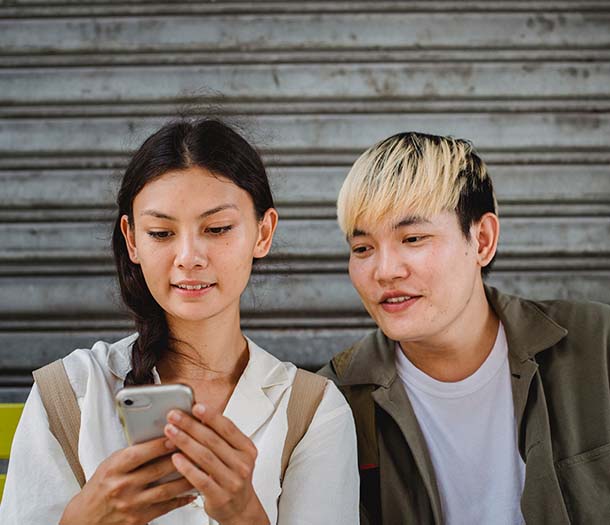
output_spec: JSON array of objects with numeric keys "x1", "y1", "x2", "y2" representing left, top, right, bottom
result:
[{"x1": 120, "y1": 166, "x2": 277, "y2": 328}]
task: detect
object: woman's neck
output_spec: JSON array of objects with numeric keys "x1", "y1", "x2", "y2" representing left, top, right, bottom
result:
[{"x1": 157, "y1": 307, "x2": 249, "y2": 387}]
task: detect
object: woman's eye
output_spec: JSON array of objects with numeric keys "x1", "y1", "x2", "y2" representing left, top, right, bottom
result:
[
  {"x1": 207, "y1": 225, "x2": 233, "y2": 235},
  {"x1": 147, "y1": 231, "x2": 172, "y2": 240}
]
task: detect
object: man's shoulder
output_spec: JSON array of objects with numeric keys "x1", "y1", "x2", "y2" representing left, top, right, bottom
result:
[
  {"x1": 508, "y1": 293, "x2": 610, "y2": 341},
  {"x1": 496, "y1": 290, "x2": 610, "y2": 367},
  {"x1": 318, "y1": 328, "x2": 391, "y2": 385},
  {"x1": 532, "y1": 297, "x2": 610, "y2": 329},
  {"x1": 489, "y1": 286, "x2": 610, "y2": 340}
]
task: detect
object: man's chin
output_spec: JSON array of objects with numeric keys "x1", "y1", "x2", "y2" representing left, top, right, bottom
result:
[{"x1": 375, "y1": 319, "x2": 416, "y2": 343}]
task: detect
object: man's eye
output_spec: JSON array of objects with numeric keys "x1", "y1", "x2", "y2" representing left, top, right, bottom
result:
[
  {"x1": 207, "y1": 225, "x2": 233, "y2": 235},
  {"x1": 404, "y1": 236, "x2": 424, "y2": 244},
  {"x1": 351, "y1": 246, "x2": 369, "y2": 254},
  {"x1": 147, "y1": 231, "x2": 172, "y2": 239}
]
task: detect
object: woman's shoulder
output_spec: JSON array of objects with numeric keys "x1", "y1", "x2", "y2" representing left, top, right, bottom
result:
[
  {"x1": 59, "y1": 333, "x2": 138, "y2": 398},
  {"x1": 246, "y1": 337, "x2": 352, "y2": 423}
]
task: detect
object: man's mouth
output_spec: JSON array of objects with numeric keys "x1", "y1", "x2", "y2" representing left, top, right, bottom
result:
[
  {"x1": 379, "y1": 292, "x2": 421, "y2": 312},
  {"x1": 383, "y1": 295, "x2": 413, "y2": 304}
]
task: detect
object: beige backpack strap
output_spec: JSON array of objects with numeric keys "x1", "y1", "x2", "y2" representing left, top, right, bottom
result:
[
  {"x1": 280, "y1": 369, "x2": 328, "y2": 482},
  {"x1": 32, "y1": 359, "x2": 86, "y2": 488}
]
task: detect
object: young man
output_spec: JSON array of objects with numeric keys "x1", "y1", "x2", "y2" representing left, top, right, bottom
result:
[{"x1": 319, "y1": 132, "x2": 610, "y2": 525}]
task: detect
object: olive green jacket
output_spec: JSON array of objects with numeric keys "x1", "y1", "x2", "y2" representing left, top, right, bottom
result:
[{"x1": 319, "y1": 286, "x2": 610, "y2": 524}]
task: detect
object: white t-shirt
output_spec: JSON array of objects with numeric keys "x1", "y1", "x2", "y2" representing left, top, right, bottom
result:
[
  {"x1": 0, "y1": 335, "x2": 359, "y2": 525},
  {"x1": 395, "y1": 324, "x2": 526, "y2": 525}
]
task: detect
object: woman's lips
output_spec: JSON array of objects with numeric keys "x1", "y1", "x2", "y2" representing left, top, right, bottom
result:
[{"x1": 171, "y1": 283, "x2": 216, "y2": 297}]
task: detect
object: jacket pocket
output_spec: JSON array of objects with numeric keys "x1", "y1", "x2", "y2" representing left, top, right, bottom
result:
[{"x1": 555, "y1": 442, "x2": 610, "y2": 524}]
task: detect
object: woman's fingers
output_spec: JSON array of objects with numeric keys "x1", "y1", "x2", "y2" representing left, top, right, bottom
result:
[
  {"x1": 115, "y1": 436, "x2": 177, "y2": 473},
  {"x1": 141, "y1": 494, "x2": 197, "y2": 523},
  {"x1": 130, "y1": 454, "x2": 180, "y2": 486},
  {"x1": 164, "y1": 421, "x2": 239, "y2": 489},
  {"x1": 139, "y1": 475, "x2": 196, "y2": 505},
  {"x1": 193, "y1": 405, "x2": 257, "y2": 459},
  {"x1": 166, "y1": 409, "x2": 250, "y2": 473},
  {"x1": 171, "y1": 452, "x2": 226, "y2": 501}
]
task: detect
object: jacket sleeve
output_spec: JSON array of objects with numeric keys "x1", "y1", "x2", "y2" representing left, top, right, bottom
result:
[
  {"x1": 277, "y1": 380, "x2": 360, "y2": 525},
  {"x1": 0, "y1": 383, "x2": 80, "y2": 524}
]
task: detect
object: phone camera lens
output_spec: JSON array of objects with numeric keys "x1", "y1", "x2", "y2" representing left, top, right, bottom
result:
[{"x1": 124, "y1": 399, "x2": 133, "y2": 406}]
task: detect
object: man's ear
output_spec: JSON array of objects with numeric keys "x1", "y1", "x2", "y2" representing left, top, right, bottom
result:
[
  {"x1": 253, "y1": 208, "x2": 279, "y2": 259},
  {"x1": 120, "y1": 215, "x2": 139, "y2": 264},
  {"x1": 472, "y1": 212, "x2": 499, "y2": 268}
]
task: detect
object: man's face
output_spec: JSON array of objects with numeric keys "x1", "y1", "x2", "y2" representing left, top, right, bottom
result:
[{"x1": 347, "y1": 210, "x2": 484, "y2": 347}]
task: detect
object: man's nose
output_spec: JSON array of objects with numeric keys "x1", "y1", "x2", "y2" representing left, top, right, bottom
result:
[{"x1": 373, "y1": 246, "x2": 409, "y2": 284}]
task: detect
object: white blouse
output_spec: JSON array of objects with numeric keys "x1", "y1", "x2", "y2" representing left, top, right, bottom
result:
[{"x1": 0, "y1": 334, "x2": 359, "y2": 524}]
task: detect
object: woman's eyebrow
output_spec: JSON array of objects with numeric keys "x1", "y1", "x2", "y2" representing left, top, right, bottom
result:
[
  {"x1": 140, "y1": 204, "x2": 238, "y2": 220},
  {"x1": 198, "y1": 204, "x2": 238, "y2": 219}
]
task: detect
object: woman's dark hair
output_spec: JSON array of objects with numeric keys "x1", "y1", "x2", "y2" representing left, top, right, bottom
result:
[{"x1": 111, "y1": 119, "x2": 275, "y2": 385}]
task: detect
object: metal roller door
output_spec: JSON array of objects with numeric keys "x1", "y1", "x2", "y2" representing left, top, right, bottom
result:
[{"x1": 1, "y1": 1, "x2": 609, "y2": 406}]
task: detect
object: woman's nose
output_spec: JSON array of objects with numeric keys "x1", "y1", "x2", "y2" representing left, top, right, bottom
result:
[{"x1": 174, "y1": 235, "x2": 207, "y2": 269}]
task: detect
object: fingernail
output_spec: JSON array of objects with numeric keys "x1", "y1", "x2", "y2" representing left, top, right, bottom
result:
[
  {"x1": 167, "y1": 410, "x2": 181, "y2": 423},
  {"x1": 165, "y1": 423, "x2": 178, "y2": 436},
  {"x1": 193, "y1": 403, "x2": 205, "y2": 416},
  {"x1": 164, "y1": 439, "x2": 176, "y2": 450}
]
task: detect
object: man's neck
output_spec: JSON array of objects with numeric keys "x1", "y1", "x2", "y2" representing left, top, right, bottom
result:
[{"x1": 399, "y1": 285, "x2": 500, "y2": 382}]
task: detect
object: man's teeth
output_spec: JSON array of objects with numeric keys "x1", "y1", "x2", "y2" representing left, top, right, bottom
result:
[
  {"x1": 385, "y1": 296, "x2": 411, "y2": 304},
  {"x1": 177, "y1": 284, "x2": 211, "y2": 290}
]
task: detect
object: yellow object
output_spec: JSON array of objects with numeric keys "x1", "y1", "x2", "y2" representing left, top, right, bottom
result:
[{"x1": 0, "y1": 403, "x2": 24, "y2": 501}]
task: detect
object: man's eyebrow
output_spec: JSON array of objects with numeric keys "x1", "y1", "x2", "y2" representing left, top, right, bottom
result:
[
  {"x1": 394, "y1": 216, "x2": 430, "y2": 229},
  {"x1": 347, "y1": 216, "x2": 430, "y2": 240},
  {"x1": 348, "y1": 228, "x2": 368, "y2": 241},
  {"x1": 140, "y1": 204, "x2": 238, "y2": 220}
]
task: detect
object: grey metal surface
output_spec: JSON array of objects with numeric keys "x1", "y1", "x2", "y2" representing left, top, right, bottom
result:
[{"x1": 1, "y1": 1, "x2": 609, "y2": 401}]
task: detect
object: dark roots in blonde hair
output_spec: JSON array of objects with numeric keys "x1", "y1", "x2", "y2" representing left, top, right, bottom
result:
[{"x1": 338, "y1": 131, "x2": 497, "y2": 276}]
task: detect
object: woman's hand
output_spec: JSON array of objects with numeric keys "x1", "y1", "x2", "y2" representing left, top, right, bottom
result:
[
  {"x1": 165, "y1": 404, "x2": 269, "y2": 525},
  {"x1": 60, "y1": 437, "x2": 196, "y2": 525}
]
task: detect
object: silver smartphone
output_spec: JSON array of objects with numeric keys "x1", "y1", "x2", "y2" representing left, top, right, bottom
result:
[
  {"x1": 116, "y1": 384, "x2": 194, "y2": 486},
  {"x1": 116, "y1": 383, "x2": 194, "y2": 445}
]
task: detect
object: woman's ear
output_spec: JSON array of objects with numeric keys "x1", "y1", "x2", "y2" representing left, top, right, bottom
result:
[
  {"x1": 473, "y1": 212, "x2": 500, "y2": 268},
  {"x1": 253, "y1": 208, "x2": 279, "y2": 259},
  {"x1": 120, "y1": 215, "x2": 139, "y2": 264}
]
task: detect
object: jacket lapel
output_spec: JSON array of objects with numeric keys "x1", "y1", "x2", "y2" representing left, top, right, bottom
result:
[
  {"x1": 336, "y1": 329, "x2": 443, "y2": 523},
  {"x1": 486, "y1": 286, "x2": 571, "y2": 523},
  {"x1": 223, "y1": 338, "x2": 289, "y2": 438},
  {"x1": 373, "y1": 379, "x2": 443, "y2": 524},
  {"x1": 485, "y1": 285, "x2": 568, "y2": 456}
]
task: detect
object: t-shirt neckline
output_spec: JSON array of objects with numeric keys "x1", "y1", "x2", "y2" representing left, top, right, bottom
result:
[{"x1": 395, "y1": 323, "x2": 508, "y2": 399}]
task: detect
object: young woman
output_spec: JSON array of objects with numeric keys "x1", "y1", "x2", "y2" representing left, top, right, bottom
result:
[{"x1": 0, "y1": 119, "x2": 359, "y2": 524}]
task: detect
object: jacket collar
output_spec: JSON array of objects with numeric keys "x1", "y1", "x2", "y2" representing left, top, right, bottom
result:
[
  {"x1": 335, "y1": 286, "x2": 568, "y2": 386},
  {"x1": 223, "y1": 337, "x2": 289, "y2": 437},
  {"x1": 106, "y1": 334, "x2": 289, "y2": 437},
  {"x1": 485, "y1": 286, "x2": 567, "y2": 362}
]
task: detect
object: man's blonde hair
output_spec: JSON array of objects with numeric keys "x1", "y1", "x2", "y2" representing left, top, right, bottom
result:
[{"x1": 337, "y1": 132, "x2": 497, "y2": 238}]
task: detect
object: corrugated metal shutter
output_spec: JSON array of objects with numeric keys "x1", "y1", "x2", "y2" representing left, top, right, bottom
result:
[{"x1": 1, "y1": 1, "x2": 609, "y2": 403}]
